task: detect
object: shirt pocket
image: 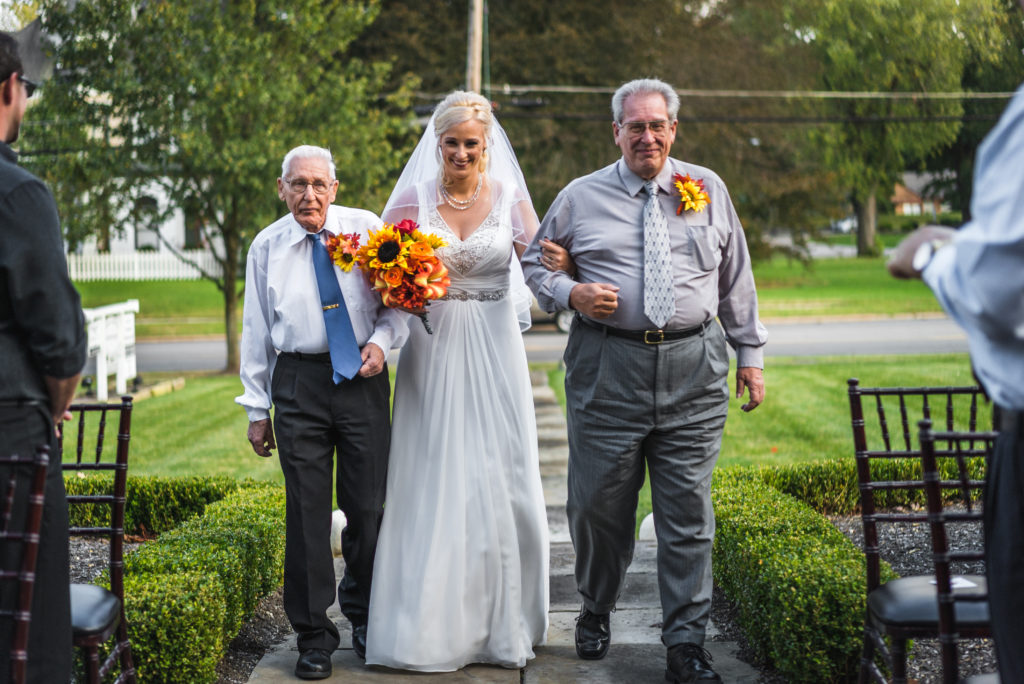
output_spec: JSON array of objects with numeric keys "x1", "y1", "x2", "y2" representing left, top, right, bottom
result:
[
  {"x1": 683, "y1": 211, "x2": 721, "y2": 272},
  {"x1": 341, "y1": 274, "x2": 381, "y2": 313}
]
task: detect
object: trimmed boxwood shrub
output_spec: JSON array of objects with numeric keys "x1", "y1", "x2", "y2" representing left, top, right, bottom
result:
[
  {"x1": 124, "y1": 571, "x2": 226, "y2": 684},
  {"x1": 713, "y1": 470, "x2": 898, "y2": 683},
  {"x1": 78, "y1": 478, "x2": 286, "y2": 683},
  {"x1": 64, "y1": 474, "x2": 240, "y2": 534}
]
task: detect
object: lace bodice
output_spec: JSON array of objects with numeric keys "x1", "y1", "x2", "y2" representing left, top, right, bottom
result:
[{"x1": 429, "y1": 207, "x2": 512, "y2": 291}]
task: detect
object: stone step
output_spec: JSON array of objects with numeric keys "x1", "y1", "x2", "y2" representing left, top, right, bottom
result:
[
  {"x1": 532, "y1": 385, "x2": 558, "y2": 407},
  {"x1": 537, "y1": 427, "x2": 568, "y2": 448}
]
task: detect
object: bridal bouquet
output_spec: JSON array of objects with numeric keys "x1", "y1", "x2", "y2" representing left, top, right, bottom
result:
[{"x1": 348, "y1": 219, "x2": 450, "y2": 333}]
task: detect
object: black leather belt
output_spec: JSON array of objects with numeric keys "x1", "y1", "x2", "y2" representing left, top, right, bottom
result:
[
  {"x1": 578, "y1": 316, "x2": 709, "y2": 345},
  {"x1": 280, "y1": 351, "x2": 332, "y2": 363}
]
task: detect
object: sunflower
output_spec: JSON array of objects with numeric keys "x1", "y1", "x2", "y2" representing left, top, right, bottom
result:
[
  {"x1": 672, "y1": 173, "x2": 710, "y2": 215},
  {"x1": 359, "y1": 224, "x2": 408, "y2": 272}
]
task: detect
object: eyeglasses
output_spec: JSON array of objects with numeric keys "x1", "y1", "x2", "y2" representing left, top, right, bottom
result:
[
  {"x1": 285, "y1": 178, "x2": 333, "y2": 195},
  {"x1": 18, "y1": 74, "x2": 38, "y2": 99},
  {"x1": 618, "y1": 120, "x2": 672, "y2": 136}
]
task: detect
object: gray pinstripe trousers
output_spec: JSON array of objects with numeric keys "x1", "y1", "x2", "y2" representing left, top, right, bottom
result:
[{"x1": 564, "y1": 317, "x2": 729, "y2": 647}]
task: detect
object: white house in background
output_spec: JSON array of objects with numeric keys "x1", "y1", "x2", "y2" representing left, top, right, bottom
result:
[
  {"x1": 74, "y1": 181, "x2": 216, "y2": 255},
  {"x1": 68, "y1": 182, "x2": 226, "y2": 281}
]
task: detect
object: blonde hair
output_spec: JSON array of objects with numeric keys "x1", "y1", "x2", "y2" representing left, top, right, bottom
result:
[{"x1": 433, "y1": 90, "x2": 492, "y2": 185}]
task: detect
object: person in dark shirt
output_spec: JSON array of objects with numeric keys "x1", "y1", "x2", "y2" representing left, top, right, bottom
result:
[{"x1": 0, "y1": 30, "x2": 86, "y2": 683}]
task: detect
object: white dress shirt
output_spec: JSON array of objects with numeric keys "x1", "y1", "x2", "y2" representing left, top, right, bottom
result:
[
  {"x1": 236, "y1": 205, "x2": 409, "y2": 421},
  {"x1": 923, "y1": 82, "x2": 1024, "y2": 410}
]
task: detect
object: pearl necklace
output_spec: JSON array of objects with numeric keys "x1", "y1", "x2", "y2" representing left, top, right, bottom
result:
[{"x1": 440, "y1": 174, "x2": 483, "y2": 211}]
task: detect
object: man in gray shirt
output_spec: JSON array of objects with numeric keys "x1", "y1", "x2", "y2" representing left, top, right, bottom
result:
[{"x1": 523, "y1": 78, "x2": 766, "y2": 684}]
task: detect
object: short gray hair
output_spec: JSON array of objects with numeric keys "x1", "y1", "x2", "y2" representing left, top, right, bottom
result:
[
  {"x1": 611, "y1": 79, "x2": 680, "y2": 123},
  {"x1": 281, "y1": 145, "x2": 336, "y2": 180}
]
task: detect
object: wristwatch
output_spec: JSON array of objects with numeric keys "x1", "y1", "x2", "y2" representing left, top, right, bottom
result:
[{"x1": 912, "y1": 238, "x2": 950, "y2": 274}]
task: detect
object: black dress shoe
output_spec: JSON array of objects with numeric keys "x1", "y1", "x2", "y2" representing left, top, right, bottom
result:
[
  {"x1": 666, "y1": 643, "x2": 722, "y2": 683},
  {"x1": 295, "y1": 648, "x2": 332, "y2": 680},
  {"x1": 351, "y1": 623, "x2": 367, "y2": 660},
  {"x1": 574, "y1": 606, "x2": 610, "y2": 660}
]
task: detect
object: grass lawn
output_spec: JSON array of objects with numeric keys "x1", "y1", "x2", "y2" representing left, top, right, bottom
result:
[
  {"x1": 753, "y1": 256, "x2": 941, "y2": 319},
  {"x1": 75, "y1": 255, "x2": 942, "y2": 339},
  {"x1": 124, "y1": 354, "x2": 982, "y2": 503},
  {"x1": 76, "y1": 279, "x2": 239, "y2": 338},
  {"x1": 125, "y1": 371, "x2": 283, "y2": 483}
]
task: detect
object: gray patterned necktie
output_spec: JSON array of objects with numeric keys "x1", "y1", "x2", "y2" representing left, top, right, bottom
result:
[{"x1": 643, "y1": 180, "x2": 675, "y2": 328}]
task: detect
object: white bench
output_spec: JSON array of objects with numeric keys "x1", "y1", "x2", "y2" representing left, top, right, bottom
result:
[{"x1": 83, "y1": 300, "x2": 139, "y2": 401}]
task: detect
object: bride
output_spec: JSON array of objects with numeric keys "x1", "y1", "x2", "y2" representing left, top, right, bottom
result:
[{"x1": 364, "y1": 91, "x2": 550, "y2": 671}]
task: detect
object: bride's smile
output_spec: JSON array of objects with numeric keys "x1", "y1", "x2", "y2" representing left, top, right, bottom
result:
[{"x1": 440, "y1": 118, "x2": 487, "y2": 187}]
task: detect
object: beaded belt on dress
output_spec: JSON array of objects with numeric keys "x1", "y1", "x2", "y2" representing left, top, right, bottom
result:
[{"x1": 438, "y1": 288, "x2": 507, "y2": 302}]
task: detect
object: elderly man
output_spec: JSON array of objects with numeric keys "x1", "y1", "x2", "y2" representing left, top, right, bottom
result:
[
  {"x1": 236, "y1": 145, "x2": 406, "y2": 680},
  {"x1": 524, "y1": 78, "x2": 766, "y2": 683},
  {"x1": 0, "y1": 31, "x2": 85, "y2": 683}
]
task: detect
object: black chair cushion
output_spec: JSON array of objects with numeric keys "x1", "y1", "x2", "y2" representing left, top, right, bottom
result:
[
  {"x1": 70, "y1": 583, "x2": 121, "y2": 638},
  {"x1": 867, "y1": 575, "x2": 989, "y2": 628}
]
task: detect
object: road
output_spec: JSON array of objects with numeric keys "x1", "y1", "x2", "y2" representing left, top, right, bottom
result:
[{"x1": 133, "y1": 316, "x2": 968, "y2": 373}]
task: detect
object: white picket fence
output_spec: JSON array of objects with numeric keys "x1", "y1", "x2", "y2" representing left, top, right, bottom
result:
[{"x1": 68, "y1": 250, "x2": 223, "y2": 281}]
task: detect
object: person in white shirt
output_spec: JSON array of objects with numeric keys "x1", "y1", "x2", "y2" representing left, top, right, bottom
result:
[{"x1": 235, "y1": 145, "x2": 407, "y2": 680}]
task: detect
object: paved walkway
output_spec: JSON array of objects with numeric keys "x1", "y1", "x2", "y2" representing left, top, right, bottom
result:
[{"x1": 248, "y1": 369, "x2": 760, "y2": 683}]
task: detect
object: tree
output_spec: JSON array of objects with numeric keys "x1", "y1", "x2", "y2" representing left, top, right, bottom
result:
[
  {"x1": 25, "y1": 0, "x2": 417, "y2": 371},
  {"x1": 922, "y1": 0, "x2": 1024, "y2": 221},
  {"x1": 790, "y1": 0, "x2": 1001, "y2": 255}
]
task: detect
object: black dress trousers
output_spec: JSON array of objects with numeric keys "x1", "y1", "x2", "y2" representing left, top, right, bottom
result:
[{"x1": 271, "y1": 353, "x2": 391, "y2": 652}]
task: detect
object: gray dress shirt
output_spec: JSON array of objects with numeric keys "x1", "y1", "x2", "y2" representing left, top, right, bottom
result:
[{"x1": 524, "y1": 157, "x2": 767, "y2": 368}]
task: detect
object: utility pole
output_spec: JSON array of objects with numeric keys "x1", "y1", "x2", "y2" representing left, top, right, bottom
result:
[{"x1": 466, "y1": 0, "x2": 483, "y2": 93}]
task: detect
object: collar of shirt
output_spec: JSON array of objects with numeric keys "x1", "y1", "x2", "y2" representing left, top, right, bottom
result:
[
  {"x1": 284, "y1": 214, "x2": 338, "y2": 248},
  {"x1": 0, "y1": 141, "x2": 16, "y2": 164},
  {"x1": 615, "y1": 158, "x2": 677, "y2": 198}
]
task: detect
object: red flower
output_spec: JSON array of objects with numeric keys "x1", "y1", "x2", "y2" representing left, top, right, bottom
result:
[{"x1": 395, "y1": 219, "x2": 418, "y2": 236}]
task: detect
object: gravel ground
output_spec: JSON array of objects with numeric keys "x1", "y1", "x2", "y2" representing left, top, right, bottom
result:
[
  {"x1": 830, "y1": 511, "x2": 997, "y2": 683},
  {"x1": 70, "y1": 511, "x2": 997, "y2": 683}
]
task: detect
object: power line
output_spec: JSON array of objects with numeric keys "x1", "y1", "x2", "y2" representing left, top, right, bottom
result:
[
  {"x1": 495, "y1": 111, "x2": 1002, "y2": 124},
  {"x1": 418, "y1": 85, "x2": 1018, "y2": 101}
]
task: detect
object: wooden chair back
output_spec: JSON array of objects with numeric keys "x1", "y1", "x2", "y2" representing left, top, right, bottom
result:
[
  {"x1": 60, "y1": 396, "x2": 136, "y2": 683},
  {"x1": 0, "y1": 445, "x2": 50, "y2": 684},
  {"x1": 919, "y1": 420, "x2": 998, "y2": 684}
]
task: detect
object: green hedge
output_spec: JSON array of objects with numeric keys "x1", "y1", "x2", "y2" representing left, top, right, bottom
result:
[
  {"x1": 754, "y1": 456, "x2": 987, "y2": 515},
  {"x1": 78, "y1": 478, "x2": 286, "y2": 683},
  {"x1": 64, "y1": 474, "x2": 240, "y2": 534},
  {"x1": 122, "y1": 572, "x2": 227, "y2": 684},
  {"x1": 712, "y1": 471, "x2": 880, "y2": 682},
  {"x1": 712, "y1": 455, "x2": 985, "y2": 682}
]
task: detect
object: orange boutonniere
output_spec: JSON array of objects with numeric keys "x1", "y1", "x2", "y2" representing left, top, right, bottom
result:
[
  {"x1": 325, "y1": 232, "x2": 362, "y2": 272},
  {"x1": 672, "y1": 173, "x2": 710, "y2": 215}
]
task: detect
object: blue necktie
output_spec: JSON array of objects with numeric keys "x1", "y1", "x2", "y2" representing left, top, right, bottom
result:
[{"x1": 308, "y1": 233, "x2": 362, "y2": 382}]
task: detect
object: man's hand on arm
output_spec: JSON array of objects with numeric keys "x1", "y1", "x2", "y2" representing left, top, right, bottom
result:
[
  {"x1": 569, "y1": 283, "x2": 620, "y2": 319},
  {"x1": 44, "y1": 373, "x2": 82, "y2": 428},
  {"x1": 736, "y1": 366, "x2": 764, "y2": 413},
  {"x1": 887, "y1": 225, "x2": 956, "y2": 279},
  {"x1": 247, "y1": 419, "x2": 276, "y2": 457},
  {"x1": 358, "y1": 342, "x2": 385, "y2": 377}
]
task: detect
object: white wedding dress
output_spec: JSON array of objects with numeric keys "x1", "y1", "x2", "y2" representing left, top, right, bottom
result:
[{"x1": 365, "y1": 182, "x2": 550, "y2": 671}]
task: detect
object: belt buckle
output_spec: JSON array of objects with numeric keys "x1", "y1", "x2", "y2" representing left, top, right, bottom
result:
[{"x1": 643, "y1": 329, "x2": 664, "y2": 345}]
